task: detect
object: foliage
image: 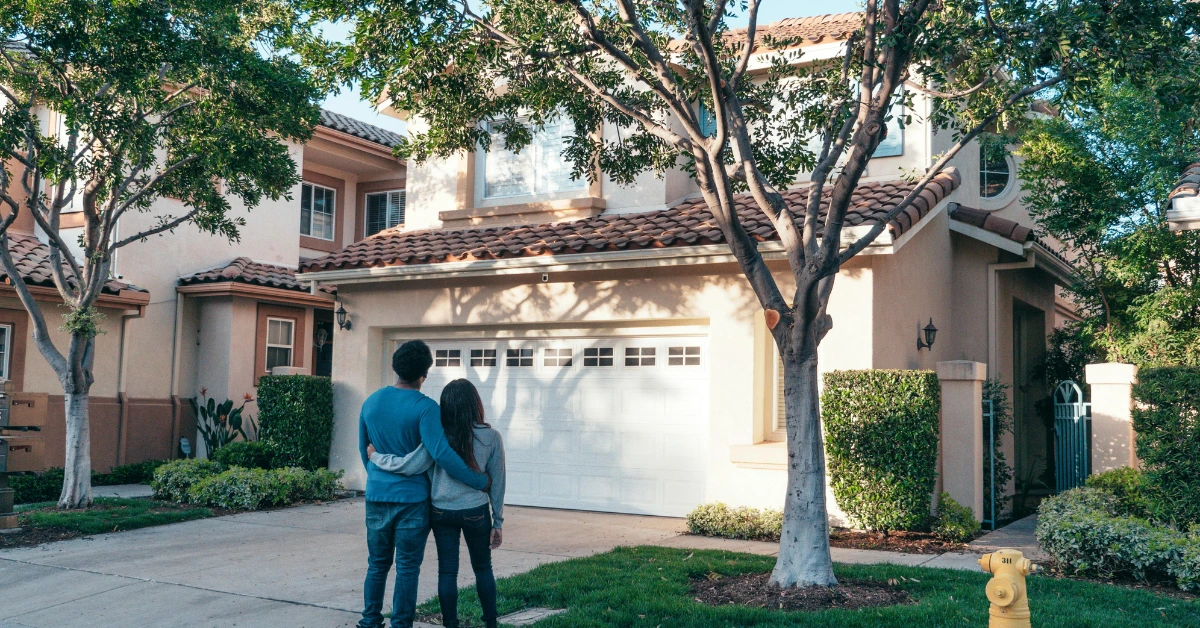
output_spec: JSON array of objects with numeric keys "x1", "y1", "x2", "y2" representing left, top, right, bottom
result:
[
  {"x1": 150, "y1": 458, "x2": 226, "y2": 503},
  {"x1": 9, "y1": 468, "x2": 64, "y2": 504},
  {"x1": 256, "y1": 375, "x2": 334, "y2": 470},
  {"x1": 932, "y1": 493, "x2": 981, "y2": 543},
  {"x1": 186, "y1": 466, "x2": 342, "y2": 510},
  {"x1": 416, "y1": 545, "x2": 1200, "y2": 627},
  {"x1": 982, "y1": 380, "x2": 1014, "y2": 525},
  {"x1": 191, "y1": 394, "x2": 257, "y2": 456},
  {"x1": 685, "y1": 502, "x2": 782, "y2": 542},
  {"x1": 1043, "y1": 325, "x2": 1103, "y2": 390},
  {"x1": 93, "y1": 460, "x2": 168, "y2": 486},
  {"x1": 17, "y1": 498, "x2": 211, "y2": 535},
  {"x1": 822, "y1": 370, "x2": 940, "y2": 532},
  {"x1": 1086, "y1": 467, "x2": 1154, "y2": 520},
  {"x1": 1131, "y1": 367, "x2": 1200, "y2": 526},
  {"x1": 1019, "y1": 80, "x2": 1200, "y2": 368},
  {"x1": 211, "y1": 441, "x2": 277, "y2": 470}
]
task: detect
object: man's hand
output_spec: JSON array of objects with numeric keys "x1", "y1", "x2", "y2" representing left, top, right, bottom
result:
[
  {"x1": 490, "y1": 528, "x2": 503, "y2": 550},
  {"x1": 367, "y1": 443, "x2": 376, "y2": 457}
]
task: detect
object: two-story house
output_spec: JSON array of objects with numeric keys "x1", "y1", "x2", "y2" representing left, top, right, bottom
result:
[
  {"x1": 298, "y1": 13, "x2": 1076, "y2": 520},
  {"x1": 1169, "y1": 162, "x2": 1200, "y2": 230}
]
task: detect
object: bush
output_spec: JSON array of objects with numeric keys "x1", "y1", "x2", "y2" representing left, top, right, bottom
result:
[
  {"x1": 685, "y1": 503, "x2": 782, "y2": 541},
  {"x1": 257, "y1": 375, "x2": 334, "y2": 470},
  {"x1": 211, "y1": 441, "x2": 276, "y2": 469},
  {"x1": 151, "y1": 459, "x2": 225, "y2": 502},
  {"x1": 10, "y1": 468, "x2": 64, "y2": 504},
  {"x1": 94, "y1": 460, "x2": 168, "y2": 486},
  {"x1": 187, "y1": 466, "x2": 342, "y2": 510},
  {"x1": 822, "y1": 369, "x2": 940, "y2": 532},
  {"x1": 1132, "y1": 366, "x2": 1200, "y2": 527},
  {"x1": 1086, "y1": 467, "x2": 1153, "y2": 519},
  {"x1": 932, "y1": 493, "x2": 981, "y2": 542}
]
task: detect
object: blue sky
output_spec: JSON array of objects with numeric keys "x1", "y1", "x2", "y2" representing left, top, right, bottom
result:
[{"x1": 320, "y1": 1, "x2": 865, "y2": 134}]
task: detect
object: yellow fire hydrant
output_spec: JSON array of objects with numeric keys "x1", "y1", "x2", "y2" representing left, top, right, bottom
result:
[{"x1": 978, "y1": 549, "x2": 1040, "y2": 628}]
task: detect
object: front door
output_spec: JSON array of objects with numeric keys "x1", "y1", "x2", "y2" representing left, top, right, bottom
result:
[
  {"x1": 1012, "y1": 303, "x2": 1052, "y2": 497},
  {"x1": 313, "y1": 309, "x2": 334, "y2": 377}
]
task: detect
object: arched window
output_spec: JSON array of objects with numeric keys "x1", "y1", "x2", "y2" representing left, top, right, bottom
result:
[{"x1": 979, "y1": 142, "x2": 1012, "y2": 198}]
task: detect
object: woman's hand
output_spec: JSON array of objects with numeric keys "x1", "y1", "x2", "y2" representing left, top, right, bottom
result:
[
  {"x1": 490, "y1": 528, "x2": 503, "y2": 550},
  {"x1": 367, "y1": 443, "x2": 376, "y2": 457}
]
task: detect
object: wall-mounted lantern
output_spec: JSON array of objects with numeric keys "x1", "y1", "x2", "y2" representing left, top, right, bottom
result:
[
  {"x1": 917, "y1": 318, "x2": 938, "y2": 351},
  {"x1": 336, "y1": 304, "x2": 353, "y2": 331}
]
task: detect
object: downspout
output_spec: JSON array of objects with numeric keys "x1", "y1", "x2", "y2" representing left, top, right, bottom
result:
[
  {"x1": 168, "y1": 292, "x2": 185, "y2": 456},
  {"x1": 987, "y1": 250, "x2": 1036, "y2": 378},
  {"x1": 115, "y1": 306, "x2": 144, "y2": 465}
]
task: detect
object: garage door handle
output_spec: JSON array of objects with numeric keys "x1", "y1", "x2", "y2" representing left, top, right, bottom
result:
[
  {"x1": 9, "y1": 445, "x2": 31, "y2": 453},
  {"x1": 12, "y1": 400, "x2": 33, "y2": 407}
]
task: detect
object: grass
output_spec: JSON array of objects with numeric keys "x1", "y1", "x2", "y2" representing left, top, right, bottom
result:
[
  {"x1": 420, "y1": 546, "x2": 1198, "y2": 627},
  {"x1": 17, "y1": 497, "x2": 213, "y2": 535}
]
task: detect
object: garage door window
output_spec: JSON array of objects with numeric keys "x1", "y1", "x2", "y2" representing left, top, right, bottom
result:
[
  {"x1": 668, "y1": 346, "x2": 701, "y2": 366},
  {"x1": 470, "y1": 349, "x2": 497, "y2": 367},
  {"x1": 543, "y1": 348, "x2": 573, "y2": 367},
  {"x1": 624, "y1": 347, "x2": 656, "y2": 366},
  {"x1": 435, "y1": 349, "x2": 461, "y2": 367},
  {"x1": 506, "y1": 348, "x2": 534, "y2": 367},
  {"x1": 583, "y1": 347, "x2": 614, "y2": 367}
]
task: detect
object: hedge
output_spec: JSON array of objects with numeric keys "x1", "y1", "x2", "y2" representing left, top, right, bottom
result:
[
  {"x1": 822, "y1": 369, "x2": 941, "y2": 532},
  {"x1": 187, "y1": 467, "x2": 342, "y2": 510},
  {"x1": 685, "y1": 502, "x2": 782, "y2": 541},
  {"x1": 11, "y1": 460, "x2": 168, "y2": 504},
  {"x1": 257, "y1": 375, "x2": 334, "y2": 470},
  {"x1": 932, "y1": 493, "x2": 981, "y2": 543},
  {"x1": 1132, "y1": 366, "x2": 1200, "y2": 526},
  {"x1": 151, "y1": 458, "x2": 226, "y2": 502},
  {"x1": 211, "y1": 440, "x2": 277, "y2": 470}
]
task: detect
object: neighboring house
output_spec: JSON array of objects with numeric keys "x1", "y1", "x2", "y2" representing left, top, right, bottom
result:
[
  {"x1": 298, "y1": 13, "x2": 1075, "y2": 519},
  {"x1": 2, "y1": 108, "x2": 406, "y2": 469},
  {"x1": 1168, "y1": 162, "x2": 1200, "y2": 230}
]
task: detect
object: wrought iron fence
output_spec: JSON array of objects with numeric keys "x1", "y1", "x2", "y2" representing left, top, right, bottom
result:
[{"x1": 1053, "y1": 380, "x2": 1091, "y2": 493}]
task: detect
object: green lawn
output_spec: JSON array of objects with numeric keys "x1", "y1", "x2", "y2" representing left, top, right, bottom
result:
[
  {"x1": 17, "y1": 497, "x2": 213, "y2": 535},
  {"x1": 420, "y1": 546, "x2": 1197, "y2": 627}
]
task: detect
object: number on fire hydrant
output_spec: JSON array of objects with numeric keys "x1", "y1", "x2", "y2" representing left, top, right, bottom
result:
[{"x1": 978, "y1": 549, "x2": 1041, "y2": 628}]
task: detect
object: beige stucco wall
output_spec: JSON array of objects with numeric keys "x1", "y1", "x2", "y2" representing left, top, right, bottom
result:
[{"x1": 0, "y1": 295, "x2": 128, "y2": 397}]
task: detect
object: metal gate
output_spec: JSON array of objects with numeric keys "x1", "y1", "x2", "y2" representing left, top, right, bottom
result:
[
  {"x1": 1053, "y1": 381, "x2": 1091, "y2": 492},
  {"x1": 983, "y1": 398, "x2": 998, "y2": 530}
]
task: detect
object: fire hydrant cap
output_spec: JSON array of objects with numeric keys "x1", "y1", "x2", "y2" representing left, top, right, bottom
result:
[{"x1": 986, "y1": 576, "x2": 1018, "y2": 607}]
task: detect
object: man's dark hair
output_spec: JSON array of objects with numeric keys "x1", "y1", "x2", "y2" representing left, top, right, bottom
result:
[{"x1": 392, "y1": 340, "x2": 433, "y2": 384}]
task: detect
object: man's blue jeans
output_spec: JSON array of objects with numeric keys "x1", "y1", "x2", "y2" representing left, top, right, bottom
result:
[{"x1": 360, "y1": 500, "x2": 430, "y2": 628}]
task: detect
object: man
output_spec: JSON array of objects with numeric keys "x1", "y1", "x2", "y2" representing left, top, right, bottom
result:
[{"x1": 358, "y1": 340, "x2": 488, "y2": 628}]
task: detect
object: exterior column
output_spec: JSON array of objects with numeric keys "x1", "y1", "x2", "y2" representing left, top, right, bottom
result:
[
  {"x1": 936, "y1": 361, "x2": 987, "y2": 521},
  {"x1": 1085, "y1": 363, "x2": 1139, "y2": 472}
]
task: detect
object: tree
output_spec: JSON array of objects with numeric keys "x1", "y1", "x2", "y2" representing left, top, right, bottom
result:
[
  {"x1": 1021, "y1": 78, "x2": 1200, "y2": 369},
  {"x1": 0, "y1": 0, "x2": 322, "y2": 508},
  {"x1": 308, "y1": 0, "x2": 1196, "y2": 586}
]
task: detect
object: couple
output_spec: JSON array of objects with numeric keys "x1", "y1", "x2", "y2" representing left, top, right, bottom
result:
[{"x1": 358, "y1": 340, "x2": 507, "y2": 628}]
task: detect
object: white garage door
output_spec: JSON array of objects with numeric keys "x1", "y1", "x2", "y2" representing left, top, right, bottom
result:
[{"x1": 395, "y1": 332, "x2": 709, "y2": 517}]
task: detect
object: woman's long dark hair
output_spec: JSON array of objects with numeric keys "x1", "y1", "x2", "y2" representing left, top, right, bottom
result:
[{"x1": 440, "y1": 379, "x2": 489, "y2": 472}]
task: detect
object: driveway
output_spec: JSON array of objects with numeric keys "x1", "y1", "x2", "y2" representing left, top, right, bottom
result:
[{"x1": 0, "y1": 499, "x2": 685, "y2": 627}]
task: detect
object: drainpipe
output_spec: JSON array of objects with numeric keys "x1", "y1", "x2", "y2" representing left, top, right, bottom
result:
[{"x1": 987, "y1": 250, "x2": 1036, "y2": 378}]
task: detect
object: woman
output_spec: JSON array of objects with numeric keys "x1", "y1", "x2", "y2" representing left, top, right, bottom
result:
[{"x1": 367, "y1": 378, "x2": 505, "y2": 628}]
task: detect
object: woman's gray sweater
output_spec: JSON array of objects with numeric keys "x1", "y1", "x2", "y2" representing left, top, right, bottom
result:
[{"x1": 369, "y1": 425, "x2": 506, "y2": 528}]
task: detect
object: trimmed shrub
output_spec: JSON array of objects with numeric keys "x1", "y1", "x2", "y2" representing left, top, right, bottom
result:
[
  {"x1": 1132, "y1": 366, "x2": 1200, "y2": 527},
  {"x1": 151, "y1": 458, "x2": 225, "y2": 502},
  {"x1": 257, "y1": 375, "x2": 334, "y2": 470},
  {"x1": 211, "y1": 441, "x2": 276, "y2": 470},
  {"x1": 94, "y1": 460, "x2": 168, "y2": 486},
  {"x1": 932, "y1": 493, "x2": 981, "y2": 542},
  {"x1": 1172, "y1": 531, "x2": 1200, "y2": 593},
  {"x1": 10, "y1": 468, "x2": 64, "y2": 504},
  {"x1": 1086, "y1": 467, "x2": 1153, "y2": 520},
  {"x1": 822, "y1": 369, "x2": 941, "y2": 532},
  {"x1": 187, "y1": 466, "x2": 342, "y2": 510},
  {"x1": 685, "y1": 502, "x2": 782, "y2": 541}
]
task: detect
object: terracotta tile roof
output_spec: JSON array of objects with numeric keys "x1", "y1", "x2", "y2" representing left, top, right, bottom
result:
[
  {"x1": 179, "y1": 257, "x2": 308, "y2": 292},
  {"x1": 319, "y1": 109, "x2": 404, "y2": 149},
  {"x1": 301, "y1": 169, "x2": 961, "y2": 273},
  {"x1": 947, "y1": 204, "x2": 1034, "y2": 243},
  {"x1": 726, "y1": 13, "x2": 862, "y2": 52},
  {"x1": 3, "y1": 233, "x2": 145, "y2": 295},
  {"x1": 1168, "y1": 162, "x2": 1200, "y2": 201}
]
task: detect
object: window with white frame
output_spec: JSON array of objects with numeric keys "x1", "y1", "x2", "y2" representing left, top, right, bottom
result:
[
  {"x1": 366, "y1": 190, "x2": 405, "y2": 236},
  {"x1": 300, "y1": 182, "x2": 336, "y2": 240},
  {"x1": 483, "y1": 118, "x2": 586, "y2": 199},
  {"x1": 0, "y1": 324, "x2": 12, "y2": 380},
  {"x1": 435, "y1": 349, "x2": 462, "y2": 367},
  {"x1": 624, "y1": 347, "x2": 656, "y2": 366},
  {"x1": 583, "y1": 347, "x2": 614, "y2": 367},
  {"x1": 979, "y1": 144, "x2": 1012, "y2": 198},
  {"x1": 543, "y1": 348, "x2": 573, "y2": 367},
  {"x1": 470, "y1": 349, "x2": 497, "y2": 367},
  {"x1": 506, "y1": 348, "x2": 534, "y2": 367},
  {"x1": 265, "y1": 318, "x2": 295, "y2": 373}
]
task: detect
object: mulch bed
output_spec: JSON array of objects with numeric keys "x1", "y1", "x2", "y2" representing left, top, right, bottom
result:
[
  {"x1": 829, "y1": 528, "x2": 974, "y2": 554},
  {"x1": 691, "y1": 572, "x2": 912, "y2": 612},
  {"x1": 0, "y1": 525, "x2": 82, "y2": 549}
]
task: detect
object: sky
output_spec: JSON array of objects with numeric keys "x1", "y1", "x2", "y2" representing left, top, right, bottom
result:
[{"x1": 319, "y1": 1, "x2": 865, "y2": 134}]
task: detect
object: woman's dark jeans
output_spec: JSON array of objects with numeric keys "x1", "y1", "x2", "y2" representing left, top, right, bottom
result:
[{"x1": 431, "y1": 504, "x2": 497, "y2": 628}]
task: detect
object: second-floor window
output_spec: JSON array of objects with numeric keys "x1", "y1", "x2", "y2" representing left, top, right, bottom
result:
[
  {"x1": 301, "y1": 182, "x2": 335, "y2": 241},
  {"x1": 483, "y1": 118, "x2": 586, "y2": 199},
  {"x1": 366, "y1": 190, "x2": 406, "y2": 236}
]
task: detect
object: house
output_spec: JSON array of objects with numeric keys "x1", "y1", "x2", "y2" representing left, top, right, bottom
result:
[
  {"x1": 2, "y1": 108, "x2": 407, "y2": 469},
  {"x1": 297, "y1": 13, "x2": 1076, "y2": 519},
  {"x1": 1168, "y1": 162, "x2": 1200, "y2": 230}
]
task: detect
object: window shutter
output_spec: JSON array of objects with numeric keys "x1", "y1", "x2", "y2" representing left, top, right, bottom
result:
[{"x1": 390, "y1": 190, "x2": 406, "y2": 228}]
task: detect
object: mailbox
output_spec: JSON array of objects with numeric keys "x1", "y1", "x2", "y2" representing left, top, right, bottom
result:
[
  {"x1": 0, "y1": 435, "x2": 44, "y2": 473},
  {"x1": 7, "y1": 392, "x2": 48, "y2": 428}
]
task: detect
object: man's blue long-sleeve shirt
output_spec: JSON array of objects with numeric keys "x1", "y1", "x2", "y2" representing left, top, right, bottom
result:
[{"x1": 358, "y1": 386, "x2": 487, "y2": 502}]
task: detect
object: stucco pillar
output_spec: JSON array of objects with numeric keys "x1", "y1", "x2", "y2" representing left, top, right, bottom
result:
[
  {"x1": 937, "y1": 360, "x2": 986, "y2": 521},
  {"x1": 1085, "y1": 363, "x2": 1139, "y2": 472}
]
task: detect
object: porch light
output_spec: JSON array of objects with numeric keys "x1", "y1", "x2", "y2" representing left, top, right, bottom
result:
[
  {"x1": 917, "y1": 318, "x2": 938, "y2": 351},
  {"x1": 336, "y1": 304, "x2": 353, "y2": 331}
]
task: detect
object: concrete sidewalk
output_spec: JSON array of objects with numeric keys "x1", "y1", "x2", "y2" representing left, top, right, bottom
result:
[{"x1": 0, "y1": 498, "x2": 987, "y2": 627}]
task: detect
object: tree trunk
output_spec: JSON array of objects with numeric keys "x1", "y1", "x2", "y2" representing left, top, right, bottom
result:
[
  {"x1": 58, "y1": 391, "x2": 92, "y2": 509},
  {"x1": 770, "y1": 345, "x2": 837, "y2": 587}
]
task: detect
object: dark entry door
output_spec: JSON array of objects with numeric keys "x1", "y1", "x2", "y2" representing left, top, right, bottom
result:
[
  {"x1": 1012, "y1": 303, "x2": 1052, "y2": 495},
  {"x1": 313, "y1": 309, "x2": 334, "y2": 377}
]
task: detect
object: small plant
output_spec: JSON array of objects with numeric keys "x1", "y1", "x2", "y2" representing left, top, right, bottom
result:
[
  {"x1": 932, "y1": 493, "x2": 981, "y2": 542},
  {"x1": 93, "y1": 460, "x2": 168, "y2": 486},
  {"x1": 982, "y1": 379, "x2": 1014, "y2": 525},
  {"x1": 151, "y1": 458, "x2": 225, "y2": 502},
  {"x1": 685, "y1": 502, "x2": 782, "y2": 542},
  {"x1": 212, "y1": 441, "x2": 277, "y2": 469},
  {"x1": 187, "y1": 466, "x2": 342, "y2": 510},
  {"x1": 192, "y1": 391, "x2": 257, "y2": 455}
]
